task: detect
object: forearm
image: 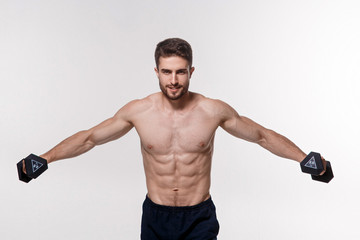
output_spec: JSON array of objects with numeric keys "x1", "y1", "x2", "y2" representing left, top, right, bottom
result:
[
  {"x1": 40, "y1": 130, "x2": 96, "y2": 164},
  {"x1": 257, "y1": 129, "x2": 306, "y2": 162}
]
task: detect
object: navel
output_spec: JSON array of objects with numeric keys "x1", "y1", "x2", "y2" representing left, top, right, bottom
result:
[{"x1": 172, "y1": 188, "x2": 179, "y2": 192}]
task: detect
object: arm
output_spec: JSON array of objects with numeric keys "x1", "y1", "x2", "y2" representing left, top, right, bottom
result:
[
  {"x1": 217, "y1": 100, "x2": 306, "y2": 162},
  {"x1": 40, "y1": 102, "x2": 135, "y2": 164}
]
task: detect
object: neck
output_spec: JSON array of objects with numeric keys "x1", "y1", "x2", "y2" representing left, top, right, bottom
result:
[{"x1": 161, "y1": 91, "x2": 192, "y2": 111}]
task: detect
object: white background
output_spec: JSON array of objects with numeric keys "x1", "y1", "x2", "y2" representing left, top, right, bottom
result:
[{"x1": 1, "y1": 0, "x2": 359, "y2": 239}]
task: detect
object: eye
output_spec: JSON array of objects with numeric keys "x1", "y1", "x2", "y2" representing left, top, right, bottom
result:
[
  {"x1": 162, "y1": 70, "x2": 171, "y2": 74},
  {"x1": 177, "y1": 70, "x2": 187, "y2": 75}
]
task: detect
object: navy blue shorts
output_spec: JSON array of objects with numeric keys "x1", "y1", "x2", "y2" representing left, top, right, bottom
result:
[{"x1": 141, "y1": 196, "x2": 219, "y2": 240}]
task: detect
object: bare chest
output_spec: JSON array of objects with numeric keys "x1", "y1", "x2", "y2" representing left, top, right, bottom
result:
[{"x1": 133, "y1": 110, "x2": 219, "y2": 154}]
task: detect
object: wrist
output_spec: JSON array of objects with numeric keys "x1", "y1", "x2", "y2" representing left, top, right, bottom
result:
[
  {"x1": 296, "y1": 152, "x2": 307, "y2": 163},
  {"x1": 39, "y1": 153, "x2": 51, "y2": 164}
]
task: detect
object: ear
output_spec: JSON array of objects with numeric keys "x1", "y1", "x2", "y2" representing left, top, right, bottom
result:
[
  {"x1": 189, "y1": 66, "x2": 195, "y2": 78},
  {"x1": 154, "y1": 67, "x2": 159, "y2": 78}
]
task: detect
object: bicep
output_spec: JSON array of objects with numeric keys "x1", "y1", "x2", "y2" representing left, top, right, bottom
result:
[
  {"x1": 89, "y1": 116, "x2": 133, "y2": 145},
  {"x1": 219, "y1": 102, "x2": 266, "y2": 143},
  {"x1": 88, "y1": 103, "x2": 136, "y2": 145}
]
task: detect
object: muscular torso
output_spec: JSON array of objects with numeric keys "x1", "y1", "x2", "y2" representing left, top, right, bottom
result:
[{"x1": 130, "y1": 92, "x2": 222, "y2": 206}]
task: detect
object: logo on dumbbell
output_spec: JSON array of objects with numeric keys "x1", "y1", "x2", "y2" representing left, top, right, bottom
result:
[
  {"x1": 304, "y1": 156, "x2": 317, "y2": 169},
  {"x1": 31, "y1": 159, "x2": 44, "y2": 173}
]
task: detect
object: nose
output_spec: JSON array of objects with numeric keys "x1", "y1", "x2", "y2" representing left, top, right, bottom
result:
[{"x1": 170, "y1": 73, "x2": 178, "y2": 85}]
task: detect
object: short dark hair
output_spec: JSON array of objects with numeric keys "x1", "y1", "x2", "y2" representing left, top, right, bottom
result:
[{"x1": 155, "y1": 38, "x2": 193, "y2": 68}]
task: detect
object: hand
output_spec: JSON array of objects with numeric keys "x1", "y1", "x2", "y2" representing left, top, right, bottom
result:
[
  {"x1": 320, "y1": 156, "x2": 327, "y2": 175},
  {"x1": 22, "y1": 160, "x2": 27, "y2": 174}
]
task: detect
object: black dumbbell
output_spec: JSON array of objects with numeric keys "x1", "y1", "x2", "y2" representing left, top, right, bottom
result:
[
  {"x1": 17, "y1": 154, "x2": 48, "y2": 183},
  {"x1": 300, "y1": 152, "x2": 334, "y2": 183}
]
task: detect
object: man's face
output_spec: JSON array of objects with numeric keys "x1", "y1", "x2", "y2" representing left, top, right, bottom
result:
[{"x1": 155, "y1": 56, "x2": 195, "y2": 101}]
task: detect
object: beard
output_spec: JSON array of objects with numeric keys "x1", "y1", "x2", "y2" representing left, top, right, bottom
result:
[{"x1": 159, "y1": 82, "x2": 189, "y2": 101}]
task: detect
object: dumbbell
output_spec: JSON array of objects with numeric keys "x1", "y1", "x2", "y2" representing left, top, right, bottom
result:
[
  {"x1": 17, "y1": 154, "x2": 48, "y2": 183},
  {"x1": 300, "y1": 152, "x2": 334, "y2": 183}
]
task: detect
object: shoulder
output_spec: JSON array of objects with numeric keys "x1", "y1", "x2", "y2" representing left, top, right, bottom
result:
[
  {"x1": 188, "y1": 93, "x2": 239, "y2": 125},
  {"x1": 114, "y1": 93, "x2": 158, "y2": 119},
  {"x1": 193, "y1": 93, "x2": 236, "y2": 113}
]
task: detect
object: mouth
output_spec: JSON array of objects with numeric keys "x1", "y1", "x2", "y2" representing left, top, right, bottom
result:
[{"x1": 167, "y1": 86, "x2": 182, "y2": 93}]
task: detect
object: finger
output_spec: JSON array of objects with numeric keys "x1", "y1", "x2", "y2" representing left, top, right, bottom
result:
[
  {"x1": 320, "y1": 156, "x2": 327, "y2": 175},
  {"x1": 22, "y1": 160, "x2": 27, "y2": 174}
]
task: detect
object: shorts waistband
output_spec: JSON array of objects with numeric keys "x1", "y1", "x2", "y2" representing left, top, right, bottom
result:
[{"x1": 144, "y1": 195, "x2": 213, "y2": 212}]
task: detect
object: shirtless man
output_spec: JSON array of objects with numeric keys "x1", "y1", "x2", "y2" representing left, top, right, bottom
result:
[{"x1": 20, "y1": 38, "x2": 323, "y2": 239}]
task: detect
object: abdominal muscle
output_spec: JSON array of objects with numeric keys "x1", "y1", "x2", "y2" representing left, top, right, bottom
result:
[{"x1": 142, "y1": 149, "x2": 212, "y2": 207}]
